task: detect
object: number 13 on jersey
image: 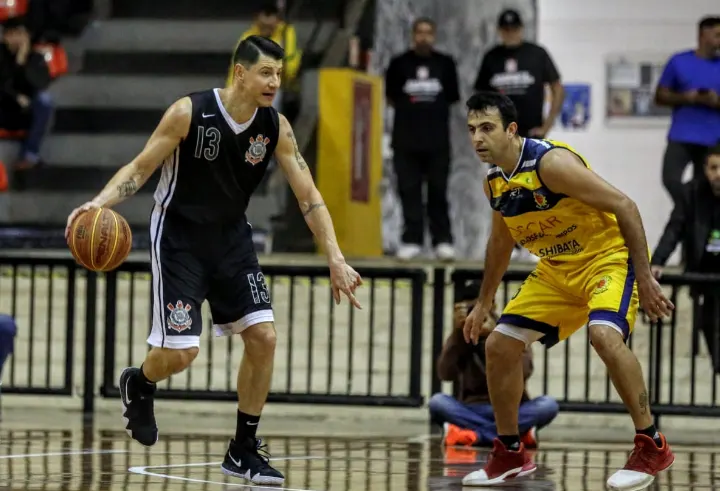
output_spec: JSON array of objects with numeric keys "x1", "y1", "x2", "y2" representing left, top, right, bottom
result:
[{"x1": 194, "y1": 125, "x2": 221, "y2": 161}]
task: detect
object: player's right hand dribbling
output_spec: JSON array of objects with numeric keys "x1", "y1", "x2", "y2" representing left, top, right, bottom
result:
[
  {"x1": 65, "y1": 201, "x2": 100, "y2": 241},
  {"x1": 463, "y1": 302, "x2": 493, "y2": 345},
  {"x1": 637, "y1": 275, "x2": 674, "y2": 322}
]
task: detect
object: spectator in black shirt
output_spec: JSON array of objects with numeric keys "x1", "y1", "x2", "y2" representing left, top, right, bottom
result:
[
  {"x1": 385, "y1": 17, "x2": 460, "y2": 261},
  {"x1": 651, "y1": 143, "x2": 720, "y2": 374},
  {"x1": 0, "y1": 16, "x2": 53, "y2": 170},
  {"x1": 474, "y1": 9, "x2": 564, "y2": 139}
]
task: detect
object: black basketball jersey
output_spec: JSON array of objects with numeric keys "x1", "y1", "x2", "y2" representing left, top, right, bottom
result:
[{"x1": 153, "y1": 89, "x2": 280, "y2": 224}]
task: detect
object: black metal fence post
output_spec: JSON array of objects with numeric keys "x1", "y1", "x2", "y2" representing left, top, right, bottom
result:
[
  {"x1": 408, "y1": 271, "x2": 425, "y2": 402},
  {"x1": 64, "y1": 264, "x2": 77, "y2": 393},
  {"x1": 83, "y1": 271, "x2": 98, "y2": 415},
  {"x1": 430, "y1": 268, "x2": 446, "y2": 397},
  {"x1": 101, "y1": 271, "x2": 117, "y2": 396},
  {"x1": 652, "y1": 317, "x2": 664, "y2": 430}
]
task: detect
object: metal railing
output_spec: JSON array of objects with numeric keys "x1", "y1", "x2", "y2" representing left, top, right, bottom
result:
[
  {"x1": 98, "y1": 261, "x2": 426, "y2": 407},
  {"x1": 1, "y1": 254, "x2": 719, "y2": 424},
  {"x1": 0, "y1": 258, "x2": 77, "y2": 397},
  {"x1": 435, "y1": 268, "x2": 720, "y2": 426}
]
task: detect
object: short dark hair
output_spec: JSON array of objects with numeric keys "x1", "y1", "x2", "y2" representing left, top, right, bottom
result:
[
  {"x1": 258, "y1": 1, "x2": 280, "y2": 16},
  {"x1": 699, "y1": 16, "x2": 720, "y2": 31},
  {"x1": 707, "y1": 142, "x2": 720, "y2": 161},
  {"x1": 233, "y1": 35, "x2": 285, "y2": 66},
  {"x1": 466, "y1": 91, "x2": 518, "y2": 129},
  {"x1": 412, "y1": 16, "x2": 435, "y2": 32}
]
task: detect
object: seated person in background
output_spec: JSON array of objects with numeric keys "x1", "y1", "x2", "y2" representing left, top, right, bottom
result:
[
  {"x1": 0, "y1": 16, "x2": 53, "y2": 170},
  {"x1": 428, "y1": 280, "x2": 559, "y2": 448},
  {"x1": 0, "y1": 314, "x2": 16, "y2": 420},
  {"x1": 226, "y1": 2, "x2": 301, "y2": 116},
  {"x1": 0, "y1": 314, "x2": 16, "y2": 375},
  {"x1": 651, "y1": 143, "x2": 720, "y2": 374}
]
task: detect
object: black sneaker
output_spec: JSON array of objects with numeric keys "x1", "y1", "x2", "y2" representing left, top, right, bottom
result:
[
  {"x1": 221, "y1": 437, "x2": 285, "y2": 485},
  {"x1": 119, "y1": 367, "x2": 158, "y2": 446}
]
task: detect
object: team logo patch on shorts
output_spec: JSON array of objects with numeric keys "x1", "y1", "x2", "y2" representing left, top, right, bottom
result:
[
  {"x1": 593, "y1": 275, "x2": 612, "y2": 295},
  {"x1": 167, "y1": 300, "x2": 192, "y2": 332},
  {"x1": 533, "y1": 190, "x2": 549, "y2": 209},
  {"x1": 245, "y1": 134, "x2": 270, "y2": 165}
]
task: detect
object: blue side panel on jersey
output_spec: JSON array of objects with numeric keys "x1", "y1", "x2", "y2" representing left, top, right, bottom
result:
[{"x1": 490, "y1": 186, "x2": 566, "y2": 217}]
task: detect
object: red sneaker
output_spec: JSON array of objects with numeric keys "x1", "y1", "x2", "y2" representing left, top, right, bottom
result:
[
  {"x1": 606, "y1": 433, "x2": 675, "y2": 491},
  {"x1": 520, "y1": 426, "x2": 538, "y2": 449},
  {"x1": 462, "y1": 438, "x2": 536, "y2": 486},
  {"x1": 443, "y1": 423, "x2": 478, "y2": 447}
]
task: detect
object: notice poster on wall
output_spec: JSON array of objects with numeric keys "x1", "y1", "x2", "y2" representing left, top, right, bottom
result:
[
  {"x1": 560, "y1": 83, "x2": 591, "y2": 130},
  {"x1": 605, "y1": 53, "x2": 672, "y2": 127}
]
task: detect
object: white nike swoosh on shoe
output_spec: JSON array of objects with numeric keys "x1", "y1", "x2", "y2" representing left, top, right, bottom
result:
[
  {"x1": 230, "y1": 455, "x2": 242, "y2": 468},
  {"x1": 123, "y1": 377, "x2": 132, "y2": 405}
]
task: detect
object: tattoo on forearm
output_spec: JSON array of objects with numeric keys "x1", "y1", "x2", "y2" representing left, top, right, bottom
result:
[
  {"x1": 302, "y1": 202, "x2": 326, "y2": 216},
  {"x1": 287, "y1": 130, "x2": 307, "y2": 171},
  {"x1": 639, "y1": 391, "x2": 648, "y2": 415},
  {"x1": 117, "y1": 179, "x2": 138, "y2": 198}
]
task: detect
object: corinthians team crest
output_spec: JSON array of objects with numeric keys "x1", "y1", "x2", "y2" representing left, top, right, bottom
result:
[
  {"x1": 245, "y1": 134, "x2": 270, "y2": 165},
  {"x1": 167, "y1": 300, "x2": 192, "y2": 332}
]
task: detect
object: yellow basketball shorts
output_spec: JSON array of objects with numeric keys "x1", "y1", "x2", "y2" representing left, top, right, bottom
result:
[{"x1": 498, "y1": 249, "x2": 639, "y2": 347}]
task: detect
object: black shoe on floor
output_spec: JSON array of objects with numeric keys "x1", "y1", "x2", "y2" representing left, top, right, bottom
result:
[
  {"x1": 119, "y1": 367, "x2": 158, "y2": 446},
  {"x1": 221, "y1": 437, "x2": 285, "y2": 485}
]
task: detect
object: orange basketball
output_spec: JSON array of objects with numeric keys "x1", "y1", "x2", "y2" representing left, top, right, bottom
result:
[{"x1": 68, "y1": 208, "x2": 132, "y2": 272}]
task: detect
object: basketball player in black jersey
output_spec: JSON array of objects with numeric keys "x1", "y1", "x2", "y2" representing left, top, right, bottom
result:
[{"x1": 64, "y1": 36, "x2": 363, "y2": 485}]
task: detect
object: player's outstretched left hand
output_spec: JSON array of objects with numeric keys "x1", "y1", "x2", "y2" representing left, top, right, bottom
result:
[
  {"x1": 329, "y1": 262, "x2": 363, "y2": 309},
  {"x1": 637, "y1": 275, "x2": 674, "y2": 322}
]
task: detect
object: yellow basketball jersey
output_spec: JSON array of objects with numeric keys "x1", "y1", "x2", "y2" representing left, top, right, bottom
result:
[{"x1": 487, "y1": 138, "x2": 626, "y2": 263}]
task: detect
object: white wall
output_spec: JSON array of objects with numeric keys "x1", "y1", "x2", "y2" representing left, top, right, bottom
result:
[{"x1": 538, "y1": 0, "x2": 717, "y2": 264}]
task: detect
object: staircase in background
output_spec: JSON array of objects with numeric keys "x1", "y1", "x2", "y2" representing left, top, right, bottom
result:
[{"x1": 1, "y1": 0, "x2": 340, "y2": 249}]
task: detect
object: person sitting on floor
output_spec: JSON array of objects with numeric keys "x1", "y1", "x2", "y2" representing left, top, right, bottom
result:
[
  {"x1": 0, "y1": 16, "x2": 54, "y2": 170},
  {"x1": 0, "y1": 313, "x2": 16, "y2": 374},
  {"x1": 428, "y1": 280, "x2": 559, "y2": 448},
  {"x1": 0, "y1": 314, "x2": 16, "y2": 420}
]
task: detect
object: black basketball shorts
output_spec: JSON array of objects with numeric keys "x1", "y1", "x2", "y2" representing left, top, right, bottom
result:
[{"x1": 146, "y1": 206, "x2": 273, "y2": 350}]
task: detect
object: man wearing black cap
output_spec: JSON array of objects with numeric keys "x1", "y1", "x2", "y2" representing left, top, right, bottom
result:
[{"x1": 474, "y1": 9, "x2": 564, "y2": 139}]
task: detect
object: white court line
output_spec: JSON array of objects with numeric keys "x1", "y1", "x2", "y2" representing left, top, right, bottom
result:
[
  {"x1": 0, "y1": 449, "x2": 128, "y2": 460},
  {"x1": 128, "y1": 455, "x2": 326, "y2": 491}
]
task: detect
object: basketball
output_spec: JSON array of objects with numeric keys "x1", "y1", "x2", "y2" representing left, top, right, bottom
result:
[{"x1": 68, "y1": 207, "x2": 133, "y2": 272}]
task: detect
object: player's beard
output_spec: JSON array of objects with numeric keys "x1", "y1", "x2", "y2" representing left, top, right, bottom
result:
[{"x1": 414, "y1": 42, "x2": 432, "y2": 55}]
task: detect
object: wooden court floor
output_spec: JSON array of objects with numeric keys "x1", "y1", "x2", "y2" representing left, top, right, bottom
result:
[{"x1": 2, "y1": 413, "x2": 719, "y2": 491}]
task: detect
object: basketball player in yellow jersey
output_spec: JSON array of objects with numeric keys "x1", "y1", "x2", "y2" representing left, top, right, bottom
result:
[{"x1": 460, "y1": 92, "x2": 675, "y2": 491}]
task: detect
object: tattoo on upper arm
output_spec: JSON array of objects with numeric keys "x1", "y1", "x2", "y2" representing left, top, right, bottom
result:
[
  {"x1": 287, "y1": 130, "x2": 307, "y2": 171},
  {"x1": 117, "y1": 179, "x2": 138, "y2": 198},
  {"x1": 301, "y1": 202, "x2": 326, "y2": 216}
]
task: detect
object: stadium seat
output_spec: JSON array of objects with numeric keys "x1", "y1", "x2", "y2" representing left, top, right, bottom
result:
[
  {"x1": 34, "y1": 43, "x2": 69, "y2": 79},
  {"x1": 0, "y1": 161, "x2": 7, "y2": 191},
  {"x1": 0, "y1": 129, "x2": 26, "y2": 139},
  {"x1": 0, "y1": 0, "x2": 28, "y2": 21}
]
